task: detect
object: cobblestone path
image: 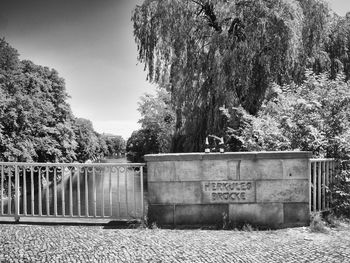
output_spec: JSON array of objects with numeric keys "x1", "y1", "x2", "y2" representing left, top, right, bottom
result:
[{"x1": 1, "y1": 224, "x2": 350, "y2": 262}]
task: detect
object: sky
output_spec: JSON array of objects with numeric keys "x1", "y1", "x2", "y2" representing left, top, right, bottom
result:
[
  {"x1": 0, "y1": 0, "x2": 154, "y2": 140},
  {"x1": 0, "y1": 0, "x2": 349, "y2": 140}
]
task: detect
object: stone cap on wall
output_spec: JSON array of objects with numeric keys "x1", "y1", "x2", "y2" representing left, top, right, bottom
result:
[{"x1": 144, "y1": 151, "x2": 312, "y2": 162}]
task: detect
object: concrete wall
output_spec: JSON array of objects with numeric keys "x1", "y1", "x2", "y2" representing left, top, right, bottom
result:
[{"x1": 145, "y1": 151, "x2": 311, "y2": 229}]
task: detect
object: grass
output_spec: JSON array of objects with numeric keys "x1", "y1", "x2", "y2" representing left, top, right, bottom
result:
[{"x1": 309, "y1": 212, "x2": 328, "y2": 233}]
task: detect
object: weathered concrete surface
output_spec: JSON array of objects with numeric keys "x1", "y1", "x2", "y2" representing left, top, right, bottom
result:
[
  {"x1": 148, "y1": 204, "x2": 174, "y2": 225},
  {"x1": 283, "y1": 203, "x2": 310, "y2": 225},
  {"x1": 229, "y1": 203, "x2": 284, "y2": 228},
  {"x1": 1, "y1": 224, "x2": 350, "y2": 262},
  {"x1": 256, "y1": 180, "x2": 309, "y2": 203},
  {"x1": 240, "y1": 159, "x2": 309, "y2": 180},
  {"x1": 174, "y1": 204, "x2": 228, "y2": 225},
  {"x1": 148, "y1": 182, "x2": 202, "y2": 204},
  {"x1": 145, "y1": 151, "x2": 312, "y2": 228}
]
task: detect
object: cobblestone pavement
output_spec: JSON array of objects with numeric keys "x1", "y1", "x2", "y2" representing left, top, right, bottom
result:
[{"x1": 1, "y1": 223, "x2": 350, "y2": 262}]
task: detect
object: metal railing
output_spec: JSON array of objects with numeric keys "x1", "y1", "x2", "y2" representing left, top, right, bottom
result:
[
  {"x1": 309, "y1": 159, "x2": 335, "y2": 213},
  {"x1": 0, "y1": 162, "x2": 145, "y2": 223}
]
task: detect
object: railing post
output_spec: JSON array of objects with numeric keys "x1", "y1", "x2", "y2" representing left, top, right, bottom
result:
[
  {"x1": 312, "y1": 162, "x2": 317, "y2": 212},
  {"x1": 109, "y1": 167, "x2": 113, "y2": 217},
  {"x1": 125, "y1": 167, "x2": 128, "y2": 217},
  {"x1": 318, "y1": 162, "x2": 322, "y2": 211},
  {"x1": 308, "y1": 158, "x2": 312, "y2": 214},
  {"x1": 31, "y1": 166, "x2": 34, "y2": 216},
  {"x1": 15, "y1": 165, "x2": 20, "y2": 220},
  {"x1": 325, "y1": 161, "x2": 329, "y2": 209},
  {"x1": 46, "y1": 166, "x2": 50, "y2": 216},
  {"x1": 140, "y1": 166, "x2": 144, "y2": 222},
  {"x1": 329, "y1": 160, "x2": 334, "y2": 209},
  {"x1": 84, "y1": 168, "x2": 89, "y2": 217},
  {"x1": 23, "y1": 166, "x2": 27, "y2": 216},
  {"x1": 322, "y1": 161, "x2": 326, "y2": 210},
  {"x1": 93, "y1": 167, "x2": 96, "y2": 217},
  {"x1": 1, "y1": 165, "x2": 3, "y2": 215}
]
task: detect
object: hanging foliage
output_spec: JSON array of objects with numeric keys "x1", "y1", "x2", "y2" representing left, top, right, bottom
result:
[{"x1": 133, "y1": 0, "x2": 306, "y2": 151}]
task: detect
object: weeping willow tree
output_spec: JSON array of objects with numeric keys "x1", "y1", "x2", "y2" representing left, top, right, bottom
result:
[{"x1": 132, "y1": 0, "x2": 325, "y2": 152}]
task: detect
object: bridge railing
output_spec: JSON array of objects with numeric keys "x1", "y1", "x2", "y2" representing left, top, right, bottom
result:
[
  {"x1": 0, "y1": 162, "x2": 145, "y2": 223},
  {"x1": 309, "y1": 158, "x2": 335, "y2": 213}
]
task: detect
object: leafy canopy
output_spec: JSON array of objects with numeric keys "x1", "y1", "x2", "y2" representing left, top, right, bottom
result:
[
  {"x1": 0, "y1": 38, "x2": 124, "y2": 163},
  {"x1": 132, "y1": 0, "x2": 330, "y2": 151},
  {"x1": 225, "y1": 71, "x2": 350, "y2": 159}
]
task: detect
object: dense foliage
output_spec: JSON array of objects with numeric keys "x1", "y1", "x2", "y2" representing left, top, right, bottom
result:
[
  {"x1": 137, "y1": 89, "x2": 175, "y2": 152},
  {"x1": 126, "y1": 89, "x2": 175, "y2": 162},
  {"x1": 0, "y1": 39, "x2": 77, "y2": 162},
  {"x1": 0, "y1": 38, "x2": 124, "y2": 163},
  {"x1": 100, "y1": 134, "x2": 126, "y2": 158},
  {"x1": 132, "y1": 0, "x2": 349, "y2": 155},
  {"x1": 132, "y1": 0, "x2": 332, "y2": 152},
  {"x1": 126, "y1": 129, "x2": 159, "y2": 163},
  {"x1": 223, "y1": 71, "x2": 350, "y2": 160}
]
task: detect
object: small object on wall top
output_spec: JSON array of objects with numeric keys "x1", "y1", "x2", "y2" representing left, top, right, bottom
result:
[
  {"x1": 219, "y1": 137, "x2": 224, "y2": 153},
  {"x1": 205, "y1": 137, "x2": 210, "y2": 153}
]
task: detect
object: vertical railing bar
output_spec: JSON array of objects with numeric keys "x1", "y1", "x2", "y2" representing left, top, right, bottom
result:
[
  {"x1": 93, "y1": 167, "x2": 96, "y2": 217},
  {"x1": 322, "y1": 161, "x2": 326, "y2": 211},
  {"x1": 38, "y1": 167, "x2": 42, "y2": 216},
  {"x1": 85, "y1": 168, "x2": 89, "y2": 217},
  {"x1": 1, "y1": 165, "x2": 3, "y2": 215},
  {"x1": 140, "y1": 166, "x2": 144, "y2": 221},
  {"x1": 109, "y1": 167, "x2": 112, "y2": 217},
  {"x1": 330, "y1": 160, "x2": 334, "y2": 208},
  {"x1": 31, "y1": 167, "x2": 34, "y2": 216},
  {"x1": 325, "y1": 161, "x2": 329, "y2": 209},
  {"x1": 101, "y1": 167, "x2": 105, "y2": 218},
  {"x1": 62, "y1": 166, "x2": 65, "y2": 216},
  {"x1": 317, "y1": 161, "x2": 321, "y2": 211},
  {"x1": 8, "y1": 166, "x2": 11, "y2": 215},
  {"x1": 125, "y1": 166, "x2": 128, "y2": 217},
  {"x1": 15, "y1": 165, "x2": 19, "y2": 218},
  {"x1": 77, "y1": 167, "x2": 81, "y2": 217},
  {"x1": 23, "y1": 166, "x2": 27, "y2": 216},
  {"x1": 46, "y1": 166, "x2": 50, "y2": 216},
  {"x1": 117, "y1": 167, "x2": 120, "y2": 218},
  {"x1": 69, "y1": 167, "x2": 73, "y2": 217},
  {"x1": 133, "y1": 167, "x2": 136, "y2": 218},
  {"x1": 312, "y1": 162, "x2": 317, "y2": 213},
  {"x1": 308, "y1": 160, "x2": 311, "y2": 214},
  {"x1": 54, "y1": 167, "x2": 57, "y2": 217}
]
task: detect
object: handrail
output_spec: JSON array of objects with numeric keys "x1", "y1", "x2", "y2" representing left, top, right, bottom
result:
[
  {"x1": 310, "y1": 158, "x2": 334, "y2": 162},
  {"x1": 0, "y1": 162, "x2": 145, "y2": 167}
]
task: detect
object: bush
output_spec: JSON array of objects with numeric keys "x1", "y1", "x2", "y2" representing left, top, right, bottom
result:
[
  {"x1": 224, "y1": 72, "x2": 350, "y2": 159},
  {"x1": 331, "y1": 161, "x2": 350, "y2": 217}
]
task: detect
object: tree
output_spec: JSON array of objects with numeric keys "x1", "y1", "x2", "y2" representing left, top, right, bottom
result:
[
  {"x1": 294, "y1": 0, "x2": 330, "y2": 79},
  {"x1": 100, "y1": 134, "x2": 126, "y2": 157},
  {"x1": 325, "y1": 12, "x2": 350, "y2": 80},
  {"x1": 225, "y1": 71, "x2": 350, "y2": 160},
  {"x1": 126, "y1": 129, "x2": 159, "y2": 163},
  {"x1": 73, "y1": 118, "x2": 100, "y2": 162},
  {"x1": 0, "y1": 37, "x2": 20, "y2": 72},
  {"x1": 132, "y1": 0, "x2": 325, "y2": 152},
  {"x1": 0, "y1": 38, "x2": 126, "y2": 163},
  {"x1": 138, "y1": 89, "x2": 175, "y2": 153},
  {"x1": 0, "y1": 48, "x2": 77, "y2": 162}
]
